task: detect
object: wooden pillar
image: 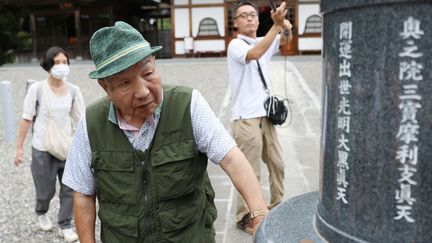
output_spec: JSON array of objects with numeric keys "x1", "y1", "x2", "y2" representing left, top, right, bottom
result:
[
  {"x1": 109, "y1": 6, "x2": 114, "y2": 25},
  {"x1": 74, "y1": 8, "x2": 82, "y2": 59},
  {"x1": 30, "y1": 13, "x2": 37, "y2": 61},
  {"x1": 188, "y1": 0, "x2": 192, "y2": 37}
]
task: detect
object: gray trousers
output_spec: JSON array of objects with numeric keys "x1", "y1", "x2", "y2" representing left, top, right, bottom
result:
[{"x1": 31, "y1": 147, "x2": 73, "y2": 229}]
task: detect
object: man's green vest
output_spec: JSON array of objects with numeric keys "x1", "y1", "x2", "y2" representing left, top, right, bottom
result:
[{"x1": 86, "y1": 86, "x2": 217, "y2": 243}]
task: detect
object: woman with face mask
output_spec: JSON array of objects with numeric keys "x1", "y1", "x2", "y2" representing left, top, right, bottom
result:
[{"x1": 14, "y1": 46, "x2": 85, "y2": 242}]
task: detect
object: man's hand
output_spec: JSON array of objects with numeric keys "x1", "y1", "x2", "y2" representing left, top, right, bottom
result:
[
  {"x1": 252, "y1": 214, "x2": 266, "y2": 236},
  {"x1": 281, "y1": 19, "x2": 293, "y2": 43},
  {"x1": 270, "y1": 2, "x2": 288, "y2": 30},
  {"x1": 284, "y1": 19, "x2": 292, "y2": 33}
]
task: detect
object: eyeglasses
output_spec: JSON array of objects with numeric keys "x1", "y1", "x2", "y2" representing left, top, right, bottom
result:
[{"x1": 235, "y1": 11, "x2": 258, "y2": 20}]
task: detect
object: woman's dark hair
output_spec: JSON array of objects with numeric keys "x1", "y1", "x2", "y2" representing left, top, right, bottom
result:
[
  {"x1": 40, "y1": 46, "x2": 70, "y2": 72},
  {"x1": 232, "y1": 0, "x2": 258, "y2": 19}
]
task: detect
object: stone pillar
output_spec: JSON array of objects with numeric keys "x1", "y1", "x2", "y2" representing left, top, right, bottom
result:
[
  {"x1": 29, "y1": 13, "x2": 38, "y2": 63},
  {"x1": 0, "y1": 81, "x2": 16, "y2": 143},
  {"x1": 255, "y1": 1, "x2": 431, "y2": 242},
  {"x1": 317, "y1": 0, "x2": 432, "y2": 242},
  {"x1": 74, "y1": 8, "x2": 83, "y2": 60}
]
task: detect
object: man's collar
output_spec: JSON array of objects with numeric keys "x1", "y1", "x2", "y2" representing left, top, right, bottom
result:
[{"x1": 237, "y1": 34, "x2": 257, "y2": 44}]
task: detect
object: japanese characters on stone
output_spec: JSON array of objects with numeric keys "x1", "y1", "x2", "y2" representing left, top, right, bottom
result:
[
  {"x1": 335, "y1": 21, "x2": 353, "y2": 205},
  {"x1": 394, "y1": 16, "x2": 424, "y2": 224}
]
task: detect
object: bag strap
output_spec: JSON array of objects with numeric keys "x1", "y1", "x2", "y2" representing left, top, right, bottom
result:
[
  {"x1": 66, "y1": 83, "x2": 76, "y2": 106},
  {"x1": 42, "y1": 81, "x2": 53, "y2": 117},
  {"x1": 31, "y1": 82, "x2": 43, "y2": 134},
  {"x1": 241, "y1": 39, "x2": 269, "y2": 94},
  {"x1": 36, "y1": 82, "x2": 42, "y2": 112},
  {"x1": 256, "y1": 59, "x2": 269, "y2": 94},
  {"x1": 42, "y1": 82, "x2": 76, "y2": 115}
]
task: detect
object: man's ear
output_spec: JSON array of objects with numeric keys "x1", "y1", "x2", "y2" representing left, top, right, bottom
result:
[
  {"x1": 233, "y1": 19, "x2": 238, "y2": 29},
  {"x1": 98, "y1": 79, "x2": 109, "y2": 93}
]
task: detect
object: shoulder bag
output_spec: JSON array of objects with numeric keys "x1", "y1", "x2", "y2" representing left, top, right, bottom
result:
[
  {"x1": 255, "y1": 59, "x2": 288, "y2": 125},
  {"x1": 42, "y1": 83, "x2": 73, "y2": 161},
  {"x1": 240, "y1": 39, "x2": 288, "y2": 125}
]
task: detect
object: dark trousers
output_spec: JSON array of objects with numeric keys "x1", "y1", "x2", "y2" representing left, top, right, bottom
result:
[{"x1": 31, "y1": 147, "x2": 73, "y2": 229}]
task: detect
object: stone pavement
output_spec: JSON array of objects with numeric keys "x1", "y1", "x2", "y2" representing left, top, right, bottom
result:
[
  {"x1": 0, "y1": 55, "x2": 322, "y2": 243},
  {"x1": 214, "y1": 55, "x2": 322, "y2": 243}
]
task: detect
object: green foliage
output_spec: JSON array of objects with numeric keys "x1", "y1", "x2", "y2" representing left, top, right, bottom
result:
[{"x1": 0, "y1": 6, "x2": 31, "y2": 66}]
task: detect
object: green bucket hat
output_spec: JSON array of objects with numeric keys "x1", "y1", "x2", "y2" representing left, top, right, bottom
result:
[{"x1": 88, "y1": 21, "x2": 162, "y2": 79}]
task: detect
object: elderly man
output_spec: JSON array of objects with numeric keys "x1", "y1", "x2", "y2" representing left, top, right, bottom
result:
[{"x1": 62, "y1": 21, "x2": 268, "y2": 243}]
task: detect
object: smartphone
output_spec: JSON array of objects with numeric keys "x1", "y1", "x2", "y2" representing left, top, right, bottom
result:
[{"x1": 268, "y1": 0, "x2": 276, "y2": 11}]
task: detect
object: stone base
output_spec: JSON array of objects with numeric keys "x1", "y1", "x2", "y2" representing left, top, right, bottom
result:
[{"x1": 255, "y1": 191, "x2": 326, "y2": 243}]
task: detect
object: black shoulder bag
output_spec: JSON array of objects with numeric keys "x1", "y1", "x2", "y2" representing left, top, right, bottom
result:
[
  {"x1": 255, "y1": 60, "x2": 288, "y2": 125},
  {"x1": 241, "y1": 39, "x2": 288, "y2": 125}
]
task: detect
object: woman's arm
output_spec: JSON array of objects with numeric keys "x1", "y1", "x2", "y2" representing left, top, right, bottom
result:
[{"x1": 14, "y1": 118, "x2": 32, "y2": 166}]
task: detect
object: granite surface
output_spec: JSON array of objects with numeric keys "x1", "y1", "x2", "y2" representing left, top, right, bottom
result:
[
  {"x1": 318, "y1": 0, "x2": 432, "y2": 242},
  {"x1": 255, "y1": 191, "x2": 325, "y2": 243},
  {"x1": 321, "y1": 0, "x2": 430, "y2": 15}
]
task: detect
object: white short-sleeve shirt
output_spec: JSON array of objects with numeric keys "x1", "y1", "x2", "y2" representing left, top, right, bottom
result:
[
  {"x1": 22, "y1": 80, "x2": 85, "y2": 151},
  {"x1": 227, "y1": 34, "x2": 281, "y2": 120}
]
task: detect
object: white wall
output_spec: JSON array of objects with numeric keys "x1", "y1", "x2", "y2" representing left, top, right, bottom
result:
[
  {"x1": 173, "y1": 0, "x2": 188, "y2": 5},
  {"x1": 173, "y1": 2, "x2": 226, "y2": 55},
  {"x1": 175, "y1": 39, "x2": 225, "y2": 55},
  {"x1": 298, "y1": 4, "x2": 321, "y2": 51},
  {"x1": 298, "y1": 4, "x2": 320, "y2": 34},
  {"x1": 174, "y1": 0, "x2": 223, "y2": 5},
  {"x1": 192, "y1": 7, "x2": 225, "y2": 37},
  {"x1": 175, "y1": 40, "x2": 186, "y2": 54},
  {"x1": 174, "y1": 8, "x2": 190, "y2": 38},
  {"x1": 192, "y1": 0, "x2": 223, "y2": 3},
  {"x1": 298, "y1": 37, "x2": 322, "y2": 51},
  {"x1": 194, "y1": 40, "x2": 225, "y2": 52}
]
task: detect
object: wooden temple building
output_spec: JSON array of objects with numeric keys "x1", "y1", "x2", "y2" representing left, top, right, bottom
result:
[{"x1": 0, "y1": 0, "x2": 321, "y2": 62}]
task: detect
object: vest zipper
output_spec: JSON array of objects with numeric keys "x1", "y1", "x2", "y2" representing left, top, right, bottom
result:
[{"x1": 142, "y1": 160, "x2": 155, "y2": 242}]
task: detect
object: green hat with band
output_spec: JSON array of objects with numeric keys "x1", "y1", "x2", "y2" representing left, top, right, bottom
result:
[{"x1": 88, "y1": 21, "x2": 162, "y2": 79}]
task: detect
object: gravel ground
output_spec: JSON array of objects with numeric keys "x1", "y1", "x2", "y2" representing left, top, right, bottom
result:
[
  {"x1": 0, "y1": 62, "x2": 104, "y2": 243},
  {"x1": 0, "y1": 56, "x2": 321, "y2": 243},
  {"x1": 0, "y1": 58, "x2": 230, "y2": 243}
]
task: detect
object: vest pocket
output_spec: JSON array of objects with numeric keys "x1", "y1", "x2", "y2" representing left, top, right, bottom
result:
[
  {"x1": 151, "y1": 139, "x2": 202, "y2": 201},
  {"x1": 91, "y1": 151, "x2": 137, "y2": 205},
  {"x1": 98, "y1": 205, "x2": 138, "y2": 238},
  {"x1": 158, "y1": 190, "x2": 204, "y2": 233}
]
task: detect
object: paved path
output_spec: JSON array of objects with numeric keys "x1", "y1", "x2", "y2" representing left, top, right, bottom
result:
[
  {"x1": 219, "y1": 56, "x2": 322, "y2": 243},
  {"x1": 0, "y1": 55, "x2": 322, "y2": 243}
]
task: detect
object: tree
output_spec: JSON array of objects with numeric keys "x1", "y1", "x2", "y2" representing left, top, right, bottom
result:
[{"x1": 0, "y1": 6, "x2": 31, "y2": 66}]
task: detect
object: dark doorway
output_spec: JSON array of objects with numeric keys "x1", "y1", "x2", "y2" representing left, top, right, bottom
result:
[
  {"x1": 257, "y1": 6, "x2": 272, "y2": 37},
  {"x1": 139, "y1": 7, "x2": 172, "y2": 58}
]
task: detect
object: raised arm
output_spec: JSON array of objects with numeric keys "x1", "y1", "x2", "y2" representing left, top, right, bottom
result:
[{"x1": 246, "y1": 2, "x2": 288, "y2": 60}]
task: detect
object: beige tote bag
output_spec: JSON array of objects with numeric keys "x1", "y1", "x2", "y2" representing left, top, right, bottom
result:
[{"x1": 42, "y1": 83, "x2": 72, "y2": 161}]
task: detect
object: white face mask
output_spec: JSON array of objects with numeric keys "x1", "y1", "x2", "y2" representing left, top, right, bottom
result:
[{"x1": 50, "y1": 64, "x2": 70, "y2": 80}]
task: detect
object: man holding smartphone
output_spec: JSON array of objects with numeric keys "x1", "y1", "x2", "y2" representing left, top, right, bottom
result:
[{"x1": 227, "y1": 0, "x2": 292, "y2": 234}]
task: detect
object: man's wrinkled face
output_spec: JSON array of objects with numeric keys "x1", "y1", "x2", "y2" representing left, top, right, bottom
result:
[
  {"x1": 99, "y1": 56, "x2": 162, "y2": 121},
  {"x1": 234, "y1": 5, "x2": 259, "y2": 36}
]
